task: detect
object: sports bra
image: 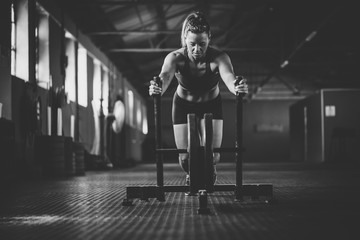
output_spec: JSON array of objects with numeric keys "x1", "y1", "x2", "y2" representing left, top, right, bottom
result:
[{"x1": 175, "y1": 47, "x2": 221, "y2": 94}]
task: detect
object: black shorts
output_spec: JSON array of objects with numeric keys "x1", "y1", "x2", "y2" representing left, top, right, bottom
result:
[{"x1": 172, "y1": 93, "x2": 223, "y2": 124}]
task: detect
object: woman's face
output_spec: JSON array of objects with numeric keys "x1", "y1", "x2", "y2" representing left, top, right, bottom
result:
[{"x1": 185, "y1": 31, "x2": 210, "y2": 61}]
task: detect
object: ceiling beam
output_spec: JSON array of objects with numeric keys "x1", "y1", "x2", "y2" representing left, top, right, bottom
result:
[
  {"x1": 77, "y1": 0, "x2": 236, "y2": 5},
  {"x1": 154, "y1": 0, "x2": 168, "y2": 48},
  {"x1": 87, "y1": 28, "x2": 223, "y2": 35},
  {"x1": 128, "y1": 6, "x2": 195, "y2": 31},
  {"x1": 248, "y1": 6, "x2": 343, "y2": 99},
  {"x1": 275, "y1": 76, "x2": 300, "y2": 95},
  {"x1": 88, "y1": 30, "x2": 180, "y2": 35},
  {"x1": 133, "y1": 4, "x2": 154, "y2": 48},
  {"x1": 107, "y1": 48, "x2": 275, "y2": 53}
]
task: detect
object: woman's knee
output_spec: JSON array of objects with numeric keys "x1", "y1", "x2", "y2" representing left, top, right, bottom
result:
[
  {"x1": 178, "y1": 153, "x2": 189, "y2": 173},
  {"x1": 213, "y1": 153, "x2": 220, "y2": 164}
]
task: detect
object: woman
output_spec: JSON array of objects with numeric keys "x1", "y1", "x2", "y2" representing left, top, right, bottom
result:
[{"x1": 149, "y1": 11, "x2": 248, "y2": 184}]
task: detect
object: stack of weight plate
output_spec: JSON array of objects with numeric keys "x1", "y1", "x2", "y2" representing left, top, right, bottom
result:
[
  {"x1": 0, "y1": 118, "x2": 15, "y2": 182},
  {"x1": 64, "y1": 137, "x2": 75, "y2": 176},
  {"x1": 73, "y1": 142, "x2": 85, "y2": 176},
  {"x1": 36, "y1": 136, "x2": 67, "y2": 178}
]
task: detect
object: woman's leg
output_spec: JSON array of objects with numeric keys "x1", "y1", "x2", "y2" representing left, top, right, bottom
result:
[
  {"x1": 173, "y1": 123, "x2": 189, "y2": 173},
  {"x1": 200, "y1": 119, "x2": 223, "y2": 164},
  {"x1": 200, "y1": 118, "x2": 222, "y2": 184}
]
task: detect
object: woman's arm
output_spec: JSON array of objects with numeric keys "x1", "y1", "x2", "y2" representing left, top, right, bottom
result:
[
  {"x1": 217, "y1": 52, "x2": 248, "y2": 95},
  {"x1": 149, "y1": 51, "x2": 179, "y2": 96}
]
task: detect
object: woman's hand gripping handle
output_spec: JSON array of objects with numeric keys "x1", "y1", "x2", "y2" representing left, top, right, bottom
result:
[
  {"x1": 234, "y1": 76, "x2": 248, "y2": 97},
  {"x1": 149, "y1": 76, "x2": 162, "y2": 96}
]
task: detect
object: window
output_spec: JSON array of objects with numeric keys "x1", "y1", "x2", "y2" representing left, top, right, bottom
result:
[
  {"x1": 142, "y1": 105, "x2": 148, "y2": 134},
  {"x1": 127, "y1": 89, "x2": 134, "y2": 127},
  {"x1": 35, "y1": 4, "x2": 50, "y2": 89},
  {"x1": 13, "y1": 0, "x2": 29, "y2": 81},
  {"x1": 102, "y1": 67, "x2": 109, "y2": 116},
  {"x1": 64, "y1": 32, "x2": 76, "y2": 102},
  {"x1": 136, "y1": 99, "x2": 142, "y2": 130},
  {"x1": 92, "y1": 59, "x2": 101, "y2": 112},
  {"x1": 10, "y1": 3, "x2": 16, "y2": 76},
  {"x1": 77, "y1": 45, "x2": 88, "y2": 107}
]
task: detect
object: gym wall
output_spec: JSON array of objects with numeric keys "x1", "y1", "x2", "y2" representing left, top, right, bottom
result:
[{"x1": 290, "y1": 89, "x2": 360, "y2": 163}]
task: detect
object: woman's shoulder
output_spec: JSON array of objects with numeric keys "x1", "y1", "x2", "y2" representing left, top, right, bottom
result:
[
  {"x1": 167, "y1": 48, "x2": 186, "y2": 60},
  {"x1": 162, "y1": 48, "x2": 185, "y2": 67}
]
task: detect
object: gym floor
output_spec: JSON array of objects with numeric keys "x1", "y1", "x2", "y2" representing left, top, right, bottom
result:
[{"x1": 1, "y1": 162, "x2": 359, "y2": 240}]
